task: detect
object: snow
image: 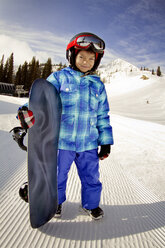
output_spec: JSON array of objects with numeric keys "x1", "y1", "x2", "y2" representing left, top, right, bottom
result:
[
  {"x1": 100, "y1": 60, "x2": 165, "y2": 200},
  {"x1": 100, "y1": 58, "x2": 140, "y2": 74},
  {"x1": 101, "y1": 59, "x2": 165, "y2": 198},
  {"x1": 0, "y1": 58, "x2": 165, "y2": 247},
  {"x1": 99, "y1": 59, "x2": 160, "y2": 95},
  {"x1": 111, "y1": 115, "x2": 165, "y2": 200}
]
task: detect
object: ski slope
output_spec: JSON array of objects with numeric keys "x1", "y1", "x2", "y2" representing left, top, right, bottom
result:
[
  {"x1": 108, "y1": 73, "x2": 165, "y2": 125},
  {"x1": 0, "y1": 87, "x2": 165, "y2": 247}
]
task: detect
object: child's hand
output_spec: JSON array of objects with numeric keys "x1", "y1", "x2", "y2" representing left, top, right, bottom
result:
[
  {"x1": 18, "y1": 106, "x2": 35, "y2": 131},
  {"x1": 98, "y1": 144, "x2": 111, "y2": 160}
]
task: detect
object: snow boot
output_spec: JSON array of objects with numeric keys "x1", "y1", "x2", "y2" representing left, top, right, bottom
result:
[
  {"x1": 54, "y1": 204, "x2": 62, "y2": 218},
  {"x1": 83, "y1": 206, "x2": 104, "y2": 220}
]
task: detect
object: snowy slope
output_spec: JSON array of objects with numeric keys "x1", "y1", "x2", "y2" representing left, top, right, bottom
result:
[
  {"x1": 106, "y1": 73, "x2": 165, "y2": 125},
  {"x1": 0, "y1": 95, "x2": 165, "y2": 248},
  {"x1": 99, "y1": 59, "x2": 159, "y2": 95},
  {"x1": 98, "y1": 58, "x2": 165, "y2": 124},
  {"x1": 105, "y1": 70, "x2": 157, "y2": 96},
  {"x1": 1, "y1": 59, "x2": 165, "y2": 247}
]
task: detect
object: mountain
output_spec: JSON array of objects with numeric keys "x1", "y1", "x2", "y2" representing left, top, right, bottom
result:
[
  {"x1": 98, "y1": 58, "x2": 140, "y2": 84},
  {"x1": 99, "y1": 58, "x2": 139, "y2": 74},
  {"x1": 98, "y1": 58, "x2": 162, "y2": 96}
]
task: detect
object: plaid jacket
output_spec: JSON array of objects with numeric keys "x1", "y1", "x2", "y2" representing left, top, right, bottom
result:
[{"x1": 47, "y1": 67, "x2": 113, "y2": 152}]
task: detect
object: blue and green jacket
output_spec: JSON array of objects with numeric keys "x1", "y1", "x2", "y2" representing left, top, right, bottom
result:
[{"x1": 47, "y1": 67, "x2": 113, "y2": 152}]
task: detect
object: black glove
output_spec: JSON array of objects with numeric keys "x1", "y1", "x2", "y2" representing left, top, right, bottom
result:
[{"x1": 98, "y1": 144, "x2": 111, "y2": 160}]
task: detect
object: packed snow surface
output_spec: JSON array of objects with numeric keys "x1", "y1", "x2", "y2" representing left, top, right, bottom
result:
[{"x1": 0, "y1": 58, "x2": 165, "y2": 247}]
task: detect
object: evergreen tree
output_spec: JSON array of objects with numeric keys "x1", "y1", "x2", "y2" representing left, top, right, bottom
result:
[
  {"x1": 27, "y1": 57, "x2": 41, "y2": 90},
  {"x1": 42, "y1": 58, "x2": 52, "y2": 78},
  {"x1": 0, "y1": 55, "x2": 4, "y2": 82},
  {"x1": 7, "y1": 53, "x2": 14, "y2": 84},
  {"x1": 157, "y1": 66, "x2": 161, "y2": 76},
  {"x1": 35, "y1": 60, "x2": 41, "y2": 79},
  {"x1": 21, "y1": 61, "x2": 28, "y2": 90},
  {"x1": 57, "y1": 62, "x2": 63, "y2": 71},
  {"x1": 28, "y1": 56, "x2": 36, "y2": 84},
  {"x1": 0, "y1": 53, "x2": 14, "y2": 83},
  {"x1": 15, "y1": 65, "x2": 22, "y2": 85},
  {"x1": 3, "y1": 59, "x2": 9, "y2": 83}
]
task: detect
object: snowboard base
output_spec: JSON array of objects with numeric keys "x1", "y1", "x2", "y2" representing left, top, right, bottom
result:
[{"x1": 28, "y1": 78, "x2": 61, "y2": 228}]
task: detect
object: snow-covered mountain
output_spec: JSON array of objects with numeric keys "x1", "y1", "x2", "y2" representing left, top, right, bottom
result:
[
  {"x1": 99, "y1": 58, "x2": 139, "y2": 74},
  {"x1": 98, "y1": 58, "x2": 164, "y2": 96},
  {"x1": 98, "y1": 58, "x2": 140, "y2": 84}
]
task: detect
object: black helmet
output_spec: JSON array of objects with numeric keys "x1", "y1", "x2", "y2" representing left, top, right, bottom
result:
[
  {"x1": 19, "y1": 182, "x2": 28, "y2": 203},
  {"x1": 66, "y1": 32, "x2": 105, "y2": 71}
]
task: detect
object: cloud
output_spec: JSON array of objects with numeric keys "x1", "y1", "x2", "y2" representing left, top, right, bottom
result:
[
  {"x1": 0, "y1": 21, "x2": 68, "y2": 65},
  {"x1": 102, "y1": 0, "x2": 165, "y2": 72},
  {"x1": 127, "y1": 0, "x2": 165, "y2": 21},
  {"x1": 116, "y1": 37, "x2": 165, "y2": 70},
  {"x1": 0, "y1": 18, "x2": 164, "y2": 72},
  {"x1": 0, "y1": 35, "x2": 35, "y2": 65}
]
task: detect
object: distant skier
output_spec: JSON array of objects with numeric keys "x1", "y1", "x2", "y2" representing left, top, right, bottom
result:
[{"x1": 18, "y1": 32, "x2": 114, "y2": 220}]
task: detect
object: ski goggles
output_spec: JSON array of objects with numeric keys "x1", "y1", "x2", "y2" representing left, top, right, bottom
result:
[{"x1": 67, "y1": 35, "x2": 105, "y2": 53}]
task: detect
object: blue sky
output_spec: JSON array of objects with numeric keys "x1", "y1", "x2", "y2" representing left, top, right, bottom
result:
[{"x1": 0, "y1": 0, "x2": 165, "y2": 72}]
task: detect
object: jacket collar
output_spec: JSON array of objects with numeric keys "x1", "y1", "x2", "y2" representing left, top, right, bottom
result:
[{"x1": 64, "y1": 67, "x2": 100, "y2": 80}]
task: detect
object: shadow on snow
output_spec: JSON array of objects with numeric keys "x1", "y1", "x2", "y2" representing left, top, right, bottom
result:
[{"x1": 39, "y1": 201, "x2": 165, "y2": 240}]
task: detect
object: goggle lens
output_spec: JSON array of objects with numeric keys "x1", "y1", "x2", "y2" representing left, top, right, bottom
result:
[{"x1": 76, "y1": 36, "x2": 104, "y2": 51}]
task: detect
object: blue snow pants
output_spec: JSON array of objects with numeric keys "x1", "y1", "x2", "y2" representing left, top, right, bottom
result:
[{"x1": 57, "y1": 149, "x2": 102, "y2": 210}]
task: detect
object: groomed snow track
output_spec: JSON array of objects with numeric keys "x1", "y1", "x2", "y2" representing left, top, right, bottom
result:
[
  {"x1": 0, "y1": 96, "x2": 165, "y2": 248},
  {"x1": 1, "y1": 149, "x2": 165, "y2": 248}
]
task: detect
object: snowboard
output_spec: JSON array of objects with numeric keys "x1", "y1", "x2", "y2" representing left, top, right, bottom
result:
[{"x1": 27, "y1": 78, "x2": 62, "y2": 228}]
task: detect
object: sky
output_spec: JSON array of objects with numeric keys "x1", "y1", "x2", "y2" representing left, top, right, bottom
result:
[{"x1": 0, "y1": 0, "x2": 165, "y2": 72}]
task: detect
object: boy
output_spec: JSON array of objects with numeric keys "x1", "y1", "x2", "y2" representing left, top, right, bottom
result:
[{"x1": 18, "y1": 32, "x2": 114, "y2": 220}]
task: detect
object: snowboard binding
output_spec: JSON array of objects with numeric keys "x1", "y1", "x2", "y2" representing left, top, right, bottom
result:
[
  {"x1": 19, "y1": 182, "x2": 29, "y2": 203},
  {"x1": 10, "y1": 127, "x2": 28, "y2": 202},
  {"x1": 10, "y1": 126, "x2": 27, "y2": 151}
]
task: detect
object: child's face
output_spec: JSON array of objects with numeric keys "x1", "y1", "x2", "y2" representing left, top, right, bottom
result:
[{"x1": 75, "y1": 50, "x2": 95, "y2": 73}]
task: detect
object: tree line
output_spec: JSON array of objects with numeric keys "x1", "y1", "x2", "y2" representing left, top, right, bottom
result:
[
  {"x1": 0, "y1": 53, "x2": 162, "y2": 92},
  {"x1": 0, "y1": 53, "x2": 67, "y2": 91},
  {"x1": 140, "y1": 66, "x2": 162, "y2": 76}
]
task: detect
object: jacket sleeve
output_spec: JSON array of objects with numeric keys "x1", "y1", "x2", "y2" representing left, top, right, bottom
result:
[{"x1": 97, "y1": 84, "x2": 114, "y2": 145}]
